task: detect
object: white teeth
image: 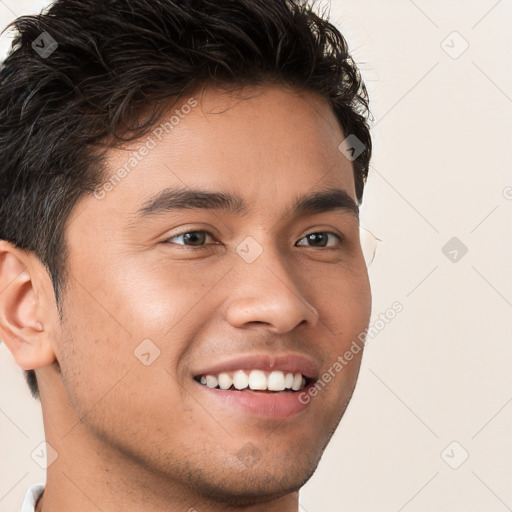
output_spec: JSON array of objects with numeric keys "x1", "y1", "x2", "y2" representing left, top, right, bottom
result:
[
  {"x1": 205, "y1": 375, "x2": 218, "y2": 388},
  {"x1": 233, "y1": 370, "x2": 249, "y2": 390},
  {"x1": 267, "y1": 371, "x2": 286, "y2": 391},
  {"x1": 248, "y1": 370, "x2": 267, "y2": 390},
  {"x1": 199, "y1": 370, "x2": 307, "y2": 391},
  {"x1": 218, "y1": 372, "x2": 232, "y2": 390},
  {"x1": 291, "y1": 373, "x2": 303, "y2": 391}
]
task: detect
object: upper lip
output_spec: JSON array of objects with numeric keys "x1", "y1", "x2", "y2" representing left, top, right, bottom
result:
[{"x1": 192, "y1": 353, "x2": 321, "y2": 380}]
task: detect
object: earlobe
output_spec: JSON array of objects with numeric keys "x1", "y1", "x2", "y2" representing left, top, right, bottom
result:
[{"x1": 0, "y1": 241, "x2": 56, "y2": 371}]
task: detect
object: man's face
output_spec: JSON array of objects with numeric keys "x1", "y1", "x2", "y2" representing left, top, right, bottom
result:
[{"x1": 51, "y1": 85, "x2": 371, "y2": 503}]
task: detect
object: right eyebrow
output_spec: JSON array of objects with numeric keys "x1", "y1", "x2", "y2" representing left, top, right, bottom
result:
[{"x1": 133, "y1": 187, "x2": 248, "y2": 219}]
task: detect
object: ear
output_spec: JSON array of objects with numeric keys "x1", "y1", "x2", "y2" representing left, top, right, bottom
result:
[{"x1": 0, "y1": 240, "x2": 57, "y2": 370}]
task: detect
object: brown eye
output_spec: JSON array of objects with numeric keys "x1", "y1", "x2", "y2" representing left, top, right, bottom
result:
[
  {"x1": 165, "y1": 230, "x2": 215, "y2": 246},
  {"x1": 296, "y1": 232, "x2": 341, "y2": 248}
]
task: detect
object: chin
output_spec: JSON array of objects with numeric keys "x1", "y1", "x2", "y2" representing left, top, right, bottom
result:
[{"x1": 178, "y1": 448, "x2": 322, "y2": 507}]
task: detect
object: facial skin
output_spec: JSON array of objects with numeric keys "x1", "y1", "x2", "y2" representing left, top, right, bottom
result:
[{"x1": 0, "y1": 84, "x2": 371, "y2": 511}]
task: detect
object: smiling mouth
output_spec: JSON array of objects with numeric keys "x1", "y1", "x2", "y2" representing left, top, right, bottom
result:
[{"x1": 193, "y1": 369, "x2": 310, "y2": 392}]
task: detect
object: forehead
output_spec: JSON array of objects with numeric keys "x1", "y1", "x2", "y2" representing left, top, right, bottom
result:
[{"x1": 74, "y1": 85, "x2": 357, "y2": 232}]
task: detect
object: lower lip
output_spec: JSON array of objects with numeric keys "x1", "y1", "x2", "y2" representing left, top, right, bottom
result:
[{"x1": 195, "y1": 382, "x2": 313, "y2": 419}]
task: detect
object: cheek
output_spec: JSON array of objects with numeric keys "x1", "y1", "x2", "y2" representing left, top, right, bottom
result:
[
  {"x1": 55, "y1": 290, "x2": 190, "y2": 448},
  {"x1": 306, "y1": 265, "x2": 371, "y2": 402},
  {"x1": 108, "y1": 254, "x2": 224, "y2": 328},
  {"x1": 310, "y1": 261, "x2": 372, "y2": 339},
  {"x1": 54, "y1": 277, "x2": 153, "y2": 417},
  {"x1": 55, "y1": 262, "x2": 218, "y2": 413}
]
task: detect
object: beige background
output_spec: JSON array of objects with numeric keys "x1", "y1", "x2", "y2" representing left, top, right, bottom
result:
[{"x1": 1, "y1": 0, "x2": 511, "y2": 510}]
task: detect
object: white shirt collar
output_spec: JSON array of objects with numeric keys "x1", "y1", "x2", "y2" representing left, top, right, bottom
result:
[{"x1": 21, "y1": 484, "x2": 45, "y2": 512}]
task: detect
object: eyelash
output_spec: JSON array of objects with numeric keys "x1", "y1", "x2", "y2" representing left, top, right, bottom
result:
[{"x1": 163, "y1": 229, "x2": 343, "y2": 249}]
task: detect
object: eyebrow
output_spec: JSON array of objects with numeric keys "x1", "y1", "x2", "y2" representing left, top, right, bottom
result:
[{"x1": 132, "y1": 186, "x2": 359, "y2": 220}]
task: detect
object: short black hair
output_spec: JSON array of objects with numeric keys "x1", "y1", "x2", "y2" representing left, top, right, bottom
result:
[{"x1": 0, "y1": 0, "x2": 372, "y2": 400}]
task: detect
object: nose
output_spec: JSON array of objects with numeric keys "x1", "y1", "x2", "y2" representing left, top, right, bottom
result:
[{"x1": 224, "y1": 245, "x2": 320, "y2": 334}]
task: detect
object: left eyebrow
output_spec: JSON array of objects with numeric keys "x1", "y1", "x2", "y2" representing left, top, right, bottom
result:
[
  {"x1": 131, "y1": 185, "x2": 359, "y2": 220},
  {"x1": 292, "y1": 187, "x2": 359, "y2": 219}
]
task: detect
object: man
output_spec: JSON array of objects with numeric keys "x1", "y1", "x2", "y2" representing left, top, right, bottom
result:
[{"x1": 0, "y1": 0, "x2": 373, "y2": 510}]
